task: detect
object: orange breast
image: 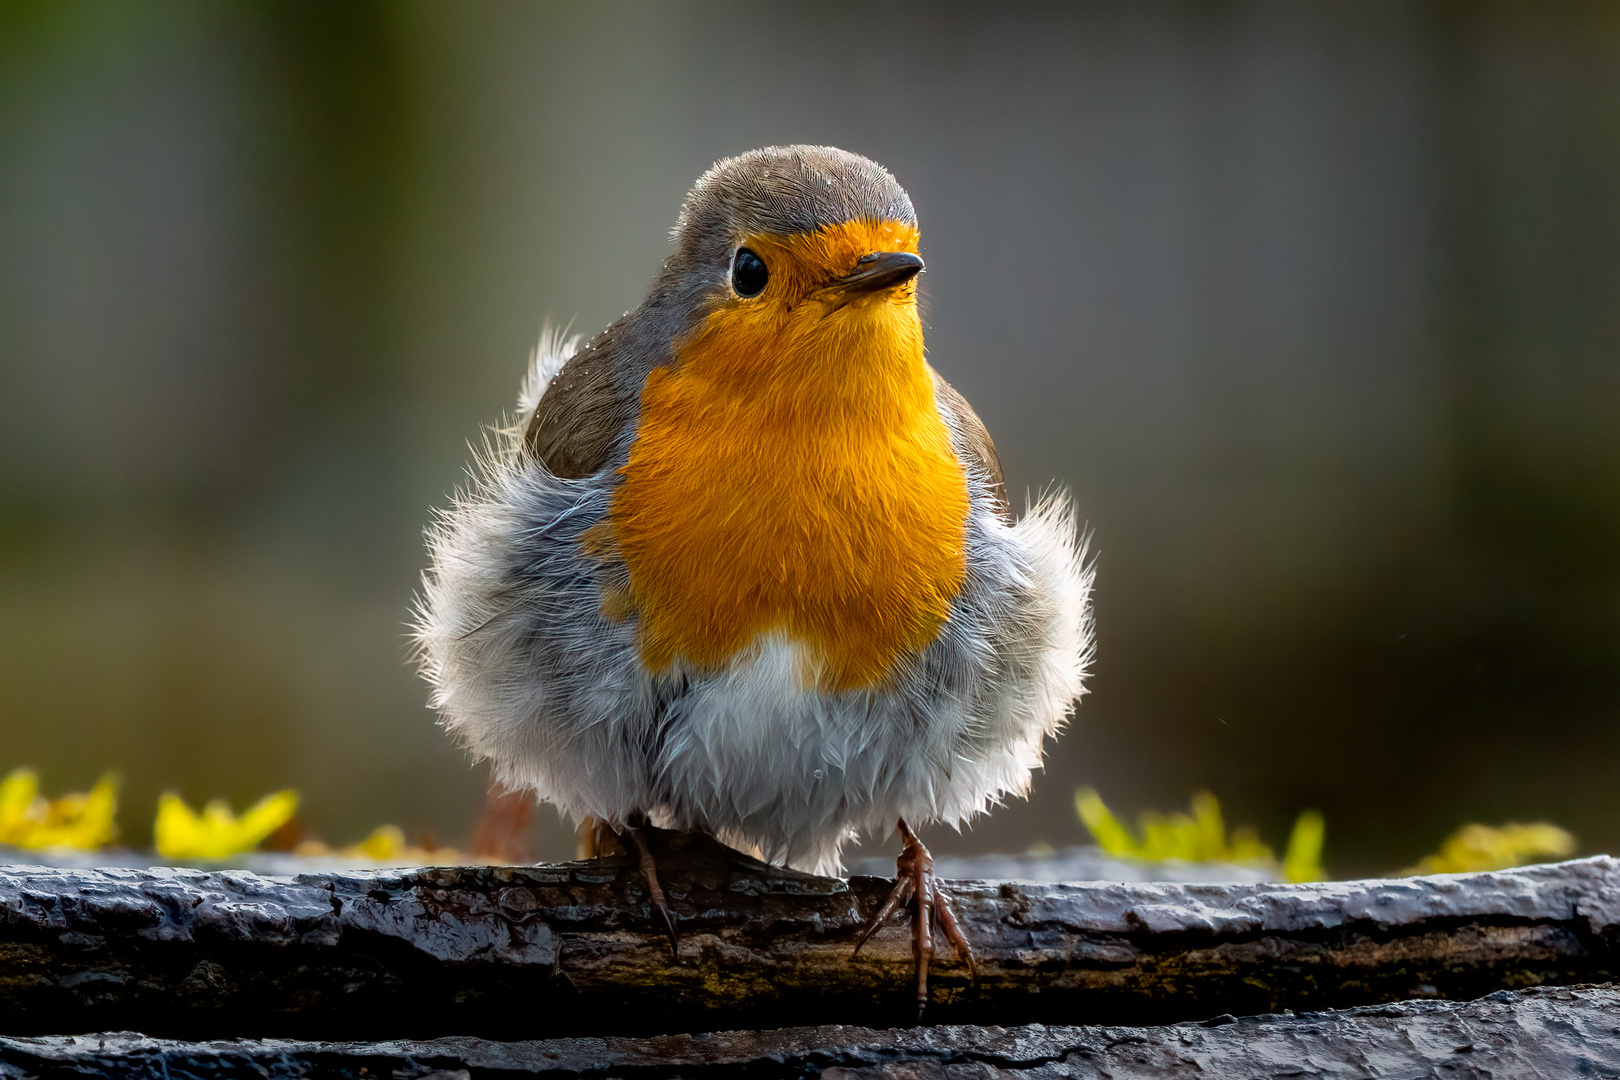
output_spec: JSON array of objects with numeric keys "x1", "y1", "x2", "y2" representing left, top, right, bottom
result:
[{"x1": 607, "y1": 221, "x2": 969, "y2": 691}]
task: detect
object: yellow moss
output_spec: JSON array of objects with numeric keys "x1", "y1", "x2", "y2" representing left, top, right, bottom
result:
[
  {"x1": 153, "y1": 789, "x2": 298, "y2": 860},
  {"x1": 1075, "y1": 787, "x2": 1328, "y2": 880},
  {"x1": 295, "y1": 825, "x2": 464, "y2": 866},
  {"x1": 1401, "y1": 822, "x2": 1575, "y2": 876},
  {"x1": 0, "y1": 769, "x2": 119, "y2": 852},
  {"x1": 1282, "y1": 809, "x2": 1326, "y2": 883},
  {"x1": 1074, "y1": 788, "x2": 1136, "y2": 855}
]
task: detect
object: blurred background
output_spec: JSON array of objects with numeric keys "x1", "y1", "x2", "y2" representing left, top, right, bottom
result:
[{"x1": 1, "y1": 1, "x2": 1616, "y2": 876}]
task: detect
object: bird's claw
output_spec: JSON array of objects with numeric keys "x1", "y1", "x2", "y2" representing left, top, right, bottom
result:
[
  {"x1": 624, "y1": 822, "x2": 679, "y2": 956},
  {"x1": 851, "y1": 819, "x2": 976, "y2": 1018}
]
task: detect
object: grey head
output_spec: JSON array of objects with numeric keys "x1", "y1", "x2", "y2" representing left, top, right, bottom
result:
[
  {"x1": 652, "y1": 145, "x2": 918, "y2": 309},
  {"x1": 681, "y1": 144, "x2": 917, "y2": 239},
  {"x1": 526, "y1": 146, "x2": 919, "y2": 478}
]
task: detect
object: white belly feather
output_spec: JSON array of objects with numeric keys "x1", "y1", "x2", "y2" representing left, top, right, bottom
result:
[{"x1": 415, "y1": 335, "x2": 1092, "y2": 875}]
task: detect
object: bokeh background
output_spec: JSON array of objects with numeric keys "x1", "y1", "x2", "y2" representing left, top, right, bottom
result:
[{"x1": 1, "y1": 1, "x2": 1617, "y2": 876}]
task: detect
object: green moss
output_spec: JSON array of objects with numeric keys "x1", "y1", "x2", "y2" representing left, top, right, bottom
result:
[{"x1": 1077, "y1": 788, "x2": 1326, "y2": 881}]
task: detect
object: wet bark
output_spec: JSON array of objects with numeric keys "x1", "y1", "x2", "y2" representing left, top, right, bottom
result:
[
  {"x1": 3, "y1": 984, "x2": 1616, "y2": 1079},
  {"x1": 3, "y1": 831, "x2": 1619, "y2": 1041}
]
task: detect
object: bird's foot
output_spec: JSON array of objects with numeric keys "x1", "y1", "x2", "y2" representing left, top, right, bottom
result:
[
  {"x1": 852, "y1": 819, "x2": 977, "y2": 1018},
  {"x1": 620, "y1": 815, "x2": 679, "y2": 955}
]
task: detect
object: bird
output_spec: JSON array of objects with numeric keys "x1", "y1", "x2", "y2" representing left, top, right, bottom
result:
[{"x1": 415, "y1": 145, "x2": 1092, "y2": 1014}]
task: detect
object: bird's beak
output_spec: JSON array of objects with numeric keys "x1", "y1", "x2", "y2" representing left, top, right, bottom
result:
[{"x1": 836, "y1": 251, "x2": 925, "y2": 295}]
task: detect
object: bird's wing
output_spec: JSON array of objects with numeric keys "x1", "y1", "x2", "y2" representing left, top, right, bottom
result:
[
  {"x1": 523, "y1": 338, "x2": 640, "y2": 480},
  {"x1": 929, "y1": 365, "x2": 1011, "y2": 523}
]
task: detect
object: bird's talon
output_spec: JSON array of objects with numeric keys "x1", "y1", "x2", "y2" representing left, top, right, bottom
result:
[
  {"x1": 651, "y1": 895, "x2": 679, "y2": 953},
  {"x1": 625, "y1": 823, "x2": 679, "y2": 956},
  {"x1": 852, "y1": 875, "x2": 912, "y2": 958},
  {"x1": 852, "y1": 819, "x2": 976, "y2": 1017}
]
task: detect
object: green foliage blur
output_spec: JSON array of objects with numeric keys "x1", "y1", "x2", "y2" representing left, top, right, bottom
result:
[
  {"x1": 1077, "y1": 788, "x2": 1325, "y2": 882},
  {"x1": 1077, "y1": 787, "x2": 1582, "y2": 882},
  {"x1": 0, "y1": 767, "x2": 1595, "y2": 881},
  {"x1": 1400, "y1": 823, "x2": 1576, "y2": 877}
]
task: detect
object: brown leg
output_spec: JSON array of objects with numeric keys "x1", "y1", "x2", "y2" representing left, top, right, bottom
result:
[
  {"x1": 620, "y1": 814, "x2": 679, "y2": 954},
  {"x1": 852, "y1": 818, "x2": 977, "y2": 1018}
]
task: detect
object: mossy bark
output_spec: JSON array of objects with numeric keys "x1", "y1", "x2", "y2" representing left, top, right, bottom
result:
[{"x1": 2, "y1": 831, "x2": 1618, "y2": 1041}]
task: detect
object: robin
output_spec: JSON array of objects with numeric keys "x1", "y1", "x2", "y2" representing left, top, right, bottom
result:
[{"x1": 416, "y1": 145, "x2": 1092, "y2": 1014}]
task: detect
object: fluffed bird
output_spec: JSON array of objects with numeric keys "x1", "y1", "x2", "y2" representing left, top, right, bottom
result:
[{"x1": 415, "y1": 145, "x2": 1092, "y2": 1013}]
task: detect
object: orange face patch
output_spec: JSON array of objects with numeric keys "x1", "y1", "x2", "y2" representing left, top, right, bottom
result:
[{"x1": 607, "y1": 219, "x2": 969, "y2": 691}]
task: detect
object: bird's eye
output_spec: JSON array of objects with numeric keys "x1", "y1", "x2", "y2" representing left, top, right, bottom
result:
[{"x1": 731, "y1": 248, "x2": 768, "y2": 297}]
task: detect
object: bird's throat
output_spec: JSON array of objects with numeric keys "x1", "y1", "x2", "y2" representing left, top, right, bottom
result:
[{"x1": 608, "y1": 254, "x2": 970, "y2": 691}]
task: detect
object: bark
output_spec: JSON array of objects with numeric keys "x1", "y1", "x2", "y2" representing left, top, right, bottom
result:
[
  {"x1": 2, "y1": 984, "x2": 1616, "y2": 1079},
  {"x1": 3, "y1": 830, "x2": 1619, "y2": 1040}
]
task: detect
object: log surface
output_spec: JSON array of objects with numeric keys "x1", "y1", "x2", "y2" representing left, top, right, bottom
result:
[
  {"x1": 4, "y1": 832, "x2": 1620, "y2": 1039},
  {"x1": 2, "y1": 984, "x2": 1616, "y2": 1079}
]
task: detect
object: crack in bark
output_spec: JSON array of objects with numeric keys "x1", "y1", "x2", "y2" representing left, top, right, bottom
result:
[{"x1": 4, "y1": 986, "x2": 1619, "y2": 1079}]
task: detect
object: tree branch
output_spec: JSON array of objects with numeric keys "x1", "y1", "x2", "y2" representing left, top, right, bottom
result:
[{"x1": 3, "y1": 830, "x2": 1618, "y2": 1040}]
